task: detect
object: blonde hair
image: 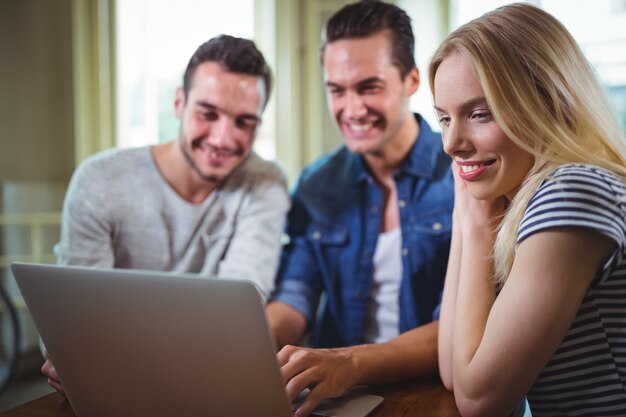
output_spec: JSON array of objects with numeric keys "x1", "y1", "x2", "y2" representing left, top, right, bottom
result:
[{"x1": 428, "y1": 3, "x2": 626, "y2": 285}]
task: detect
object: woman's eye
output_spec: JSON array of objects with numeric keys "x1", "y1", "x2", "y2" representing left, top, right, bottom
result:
[
  {"x1": 472, "y1": 111, "x2": 492, "y2": 121},
  {"x1": 438, "y1": 116, "x2": 451, "y2": 126}
]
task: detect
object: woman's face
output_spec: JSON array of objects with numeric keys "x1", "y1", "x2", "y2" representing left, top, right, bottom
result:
[{"x1": 433, "y1": 52, "x2": 534, "y2": 202}]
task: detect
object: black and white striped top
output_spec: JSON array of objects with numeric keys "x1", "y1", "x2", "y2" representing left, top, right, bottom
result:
[{"x1": 518, "y1": 164, "x2": 626, "y2": 417}]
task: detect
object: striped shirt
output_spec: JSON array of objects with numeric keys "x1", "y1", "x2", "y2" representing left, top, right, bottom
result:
[{"x1": 518, "y1": 164, "x2": 626, "y2": 417}]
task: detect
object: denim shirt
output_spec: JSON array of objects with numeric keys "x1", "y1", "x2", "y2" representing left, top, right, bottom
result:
[{"x1": 272, "y1": 114, "x2": 454, "y2": 347}]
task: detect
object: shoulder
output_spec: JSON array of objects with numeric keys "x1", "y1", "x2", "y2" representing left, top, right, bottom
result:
[
  {"x1": 296, "y1": 146, "x2": 357, "y2": 197},
  {"x1": 548, "y1": 163, "x2": 623, "y2": 184},
  {"x1": 73, "y1": 146, "x2": 152, "y2": 182},
  {"x1": 520, "y1": 164, "x2": 626, "y2": 243},
  {"x1": 531, "y1": 164, "x2": 625, "y2": 208},
  {"x1": 66, "y1": 147, "x2": 155, "y2": 206},
  {"x1": 225, "y1": 152, "x2": 288, "y2": 191}
]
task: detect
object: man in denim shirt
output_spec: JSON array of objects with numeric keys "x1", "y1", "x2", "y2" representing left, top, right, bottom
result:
[{"x1": 267, "y1": 1, "x2": 453, "y2": 416}]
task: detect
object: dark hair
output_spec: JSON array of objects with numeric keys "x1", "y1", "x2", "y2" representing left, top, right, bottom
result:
[
  {"x1": 183, "y1": 34, "x2": 272, "y2": 108},
  {"x1": 321, "y1": 0, "x2": 415, "y2": 78}
]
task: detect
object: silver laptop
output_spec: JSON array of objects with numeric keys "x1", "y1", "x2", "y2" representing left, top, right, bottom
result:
[{"x1": 12, "y1": 262, "x2": 382, "y2": 417}]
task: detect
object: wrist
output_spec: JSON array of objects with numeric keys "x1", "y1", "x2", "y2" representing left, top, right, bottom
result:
[{"x1": 333, "y1": 346, "x2": 364, "y2": 387}]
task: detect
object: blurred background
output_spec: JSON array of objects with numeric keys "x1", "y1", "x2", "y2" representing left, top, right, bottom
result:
[{"x1": 0, "y1": 0, "x2": 625, "y2": 410}]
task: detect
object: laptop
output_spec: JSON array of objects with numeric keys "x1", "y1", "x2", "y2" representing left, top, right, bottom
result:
[{"x1": 11, "y1": 262, "x2": 383, "y2": 417}]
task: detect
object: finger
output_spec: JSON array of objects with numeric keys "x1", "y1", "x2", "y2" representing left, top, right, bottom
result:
[
  {"x1": 293, "y1": 385, "x2": 327, "y2": 417},
  {"x1": 48, "y1": 378, "x2": 66, "y2": 395},
  {"x1": 41, "y1": 358, "x2": 53, "y2": 377},
  {"x1": 280, "y1": 347, "x2": 316, "y2": 383},
  {"x1": 42, "y1": 359, "x2": 61, "y2": 380},
  {"x1": 276, "y1": 344, "x2": 299, "y2": 367},
  {"x1": 285, "y1": 367, "x2": 320, "y2": 404}
]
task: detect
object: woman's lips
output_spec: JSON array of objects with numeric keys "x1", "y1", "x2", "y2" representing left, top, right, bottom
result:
[{"x1": 457, "y1": 160, "x2": 496, "y2": 180}]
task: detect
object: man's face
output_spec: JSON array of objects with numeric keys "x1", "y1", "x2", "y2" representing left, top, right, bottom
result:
[
  {"x1": 322, "y1": 31, "x2": 418, "y2": 156},
  {"x1": 175, "y1": 62, "x2": 265, "y2": 184}
]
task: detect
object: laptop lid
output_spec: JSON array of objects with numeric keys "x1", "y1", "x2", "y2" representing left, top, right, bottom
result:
[
  {"x1": 12, "y1": 262, "x2": 383, "y2": 417},
  {"x1": 12, "y1": 262, "x2": 293, "y2": 417}
]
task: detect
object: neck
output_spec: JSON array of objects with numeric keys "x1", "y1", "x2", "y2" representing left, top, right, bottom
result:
[
  {"x1": 151, "y1": 142, "x2": 217, "y2": 204},
  {"x1": 365, "y1": 113, "x2": 419, "y2": 183}
]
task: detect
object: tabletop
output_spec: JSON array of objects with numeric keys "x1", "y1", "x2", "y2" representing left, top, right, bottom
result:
[{"x1": 0, "y1": 378, "x2": 460, "y2": 417}]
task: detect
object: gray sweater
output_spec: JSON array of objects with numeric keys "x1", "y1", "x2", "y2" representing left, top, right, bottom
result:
[{"x1": 54, "y1": 146, "x2": 289, "y2": 301}]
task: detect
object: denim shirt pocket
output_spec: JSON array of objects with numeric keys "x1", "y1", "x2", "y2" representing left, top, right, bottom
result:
[
  {"x1": 411, "y1": 211, "x2": 451, "y2": 236},
  {"x1": 407, "y1": 209, "x2": 452, "y2": 281},
  {"x1": 305, "y1": 223, "x2": 349, "y2": 285}
]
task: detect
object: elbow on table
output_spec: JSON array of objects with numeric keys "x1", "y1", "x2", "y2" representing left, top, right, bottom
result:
[
  {"x1": 440, "y1": 371, "x2": 453, "y2": 392},
  {"x1": 455, "y1": 394, "x2": 500, "y2": 417}
]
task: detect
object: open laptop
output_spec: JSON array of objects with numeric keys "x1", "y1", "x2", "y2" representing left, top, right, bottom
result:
[{"x1": 11, "y1": 262, "x2": 383, "y2": 417}]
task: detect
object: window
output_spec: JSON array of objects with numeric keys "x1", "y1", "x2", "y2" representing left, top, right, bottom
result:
[
  {"x1": 451, "y1": 0, "x2": 626, "y2": 135},
  {"x1": 116, "y1": 0, "x2": 257, "y2": 148},
  {"x1": 542, "y1": 0, "x2": 626, "y2": 134}
]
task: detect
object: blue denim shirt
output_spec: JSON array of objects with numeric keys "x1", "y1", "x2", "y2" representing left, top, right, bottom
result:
[{"x1": 272, "y1": 114, "x2": 454, "y2": 348}]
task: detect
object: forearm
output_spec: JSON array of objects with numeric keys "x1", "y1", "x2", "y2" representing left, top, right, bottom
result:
[
  {"x1": 57, "y1": 206, "x2": 114, "y2": 267},
  {"x1": 452, "y1": 228, "x2": 496, "y2": 398},
  {"x1": 438, "y1": 212, "x2": 463, "y2": 390},
  {"x1": 345, "y1": 321, "x2": 439, "y2": 387},
  {"x1": 266, "y1": 301, "x2": 307, "y2": 349},
  {"x1": 218, "y1": 183, "x2": 289, "y2": 301}
]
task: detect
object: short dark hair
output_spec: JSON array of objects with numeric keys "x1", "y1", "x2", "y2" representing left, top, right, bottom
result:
[
  {"x1": 321, "y1": 0, "x2": 416, "y2": 79},
  {"x1": 183, "y1": 34, "x2": 272, "y2": 108}
]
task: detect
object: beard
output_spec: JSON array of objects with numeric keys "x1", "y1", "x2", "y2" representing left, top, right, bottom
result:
[{"x1": 178, "y1": 134, "x2": 247, "y2": 184}]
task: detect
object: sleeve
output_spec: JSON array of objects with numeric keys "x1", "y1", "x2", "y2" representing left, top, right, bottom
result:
[
  {"x1": 269, "y1": 183, "x2": 324, "y2": 327},
  {"x1": 54, "y1": 159, "x2": 116, "y2": 267},
  {"x1": 517, "y1": 165, "x2": 626, "y2": 276},
  {"x1": 216, "y1": 169, "x2": 290, "y2": 303}
]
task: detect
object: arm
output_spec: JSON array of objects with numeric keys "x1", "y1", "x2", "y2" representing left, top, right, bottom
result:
[
  {"x1": 279, "y1": 321, "x2": 439, "y2": 417},
  {"x1": 266, "y1": 301, "x2": 307, "y2": 349},
  {"x1": 437, "y1": 206, "x2": 462, "y2": 391},
  {"x1": 453, "y1": 228, "x2": 615, "y2": 416},
  {"x1": 45, "y1": 159, "x2": 116, "y2": 393},
  {"x1": 448, "y1": 169, "x2": 618, "y2": 416},
  {"x1": 268, "y1": 181, "x2": 325, "y2": 347},
  {"x1": 217, "y1": 172, "x2": 290, "y2": 302},
  {"x1": 55, "y1": 159, "x2": 116, "y2": 267}
]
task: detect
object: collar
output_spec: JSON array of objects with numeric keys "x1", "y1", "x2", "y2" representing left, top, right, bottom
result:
[{"x1": 349, "y1": 114, "x2": 441, "y2": 184}]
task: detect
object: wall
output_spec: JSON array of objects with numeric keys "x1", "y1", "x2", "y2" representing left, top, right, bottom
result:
[
  {"x1": 0, "y1": 0, "x2": 75, "y2": 185},
  {"x1": 0, "y1": 0, "x2": 75, "y2": 354}
]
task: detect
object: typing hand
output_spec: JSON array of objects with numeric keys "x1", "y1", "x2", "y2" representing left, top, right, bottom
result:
[
  {"x1": 41, "y1": 354, "x2": 66, "y2": 395},
  {"x1": 278, "y1": 345, "x2": 356, "y2": 417}
]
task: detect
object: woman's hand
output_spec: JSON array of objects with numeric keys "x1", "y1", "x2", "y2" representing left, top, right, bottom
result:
[{"x1": 450, "y1": 162, "x2": 506, "y2": 243}]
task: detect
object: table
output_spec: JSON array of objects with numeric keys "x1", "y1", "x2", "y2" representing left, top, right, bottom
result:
[{"x1": 0, "y1": 379, "x2": 460, "y2": 417}]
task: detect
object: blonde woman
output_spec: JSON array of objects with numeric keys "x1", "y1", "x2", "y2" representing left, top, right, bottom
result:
[{"x1": 430, "y1": 3, "x2": 626, "y2": 416}]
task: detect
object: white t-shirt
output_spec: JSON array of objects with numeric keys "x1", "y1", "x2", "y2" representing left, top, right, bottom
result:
[{"x1": 363, "y1": 228, "x2": 403, "y2": 343}]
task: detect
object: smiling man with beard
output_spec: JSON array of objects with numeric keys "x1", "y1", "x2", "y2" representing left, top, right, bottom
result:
[
  {"x1": 267, "y1": 1, "x2": 454, "y2": 416},
  {"x1": 43, "y1": 35, "x2": 289, "y2": 394}
]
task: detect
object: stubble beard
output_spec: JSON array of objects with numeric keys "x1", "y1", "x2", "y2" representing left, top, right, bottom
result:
[{"x1": 178, "y1": 135, "x2": 221, "y2": 184}]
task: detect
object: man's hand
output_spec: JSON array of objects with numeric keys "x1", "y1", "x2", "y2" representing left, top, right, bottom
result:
[
  {"x1": 41, "y1": 355, "x2": 65, "y2": 395},
  {"x1": 278, "y1": 345, "x2": 357, "y2": 417}
]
